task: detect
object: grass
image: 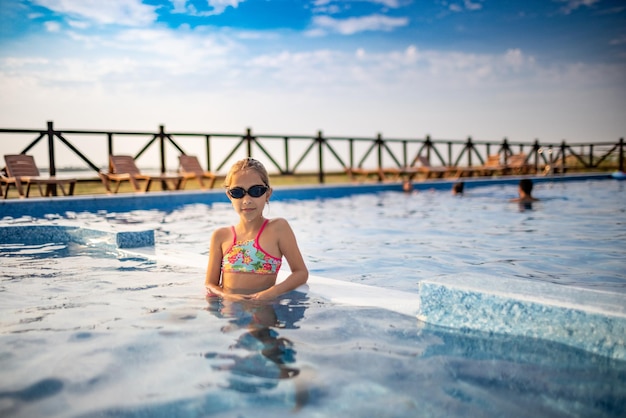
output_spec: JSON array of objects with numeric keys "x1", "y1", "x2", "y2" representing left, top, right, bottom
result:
[
  {"x1": 2, "y1": 165, "x2": 618, "y2": 200},
  {"x1": 0, "y1": 173, "x2": 359, "y2": 200}
]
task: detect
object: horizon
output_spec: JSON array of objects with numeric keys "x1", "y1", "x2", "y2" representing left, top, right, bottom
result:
[{"x1": 1, "y1": 0, "x2": 625, "y2": 168}]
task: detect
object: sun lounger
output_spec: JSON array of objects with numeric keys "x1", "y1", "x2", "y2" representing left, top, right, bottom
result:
[
  {"x1": 346, "y1": 156, "x2": 455, "y2": 181},
  {"x1": 506, "y1": 153, "x2": 531, "y2": 175},
  {"x1": 178, "y1": 155, "x2": 217, "y2": 189},
  {"x1": 0, "y1": 170, "x2": 16, "y2": 199},
  {"x1": 99, "y1": 155, "x2": 183, "y2": 193},
  {"x1": 480, "y1": 154, "x2": 507, "y2": 176},
  {"x1": 454, "y1": 154, "x2": 506, "y2": 177},
  {"x1": 3, "y1": 154, "x2": 76, "y2": 198},
  {"x1": 345, "y1": 166, "x2": 404, "y2": 182},
  {"x1": 412, "y1": 156, "x2": 456, "y2": 179}
]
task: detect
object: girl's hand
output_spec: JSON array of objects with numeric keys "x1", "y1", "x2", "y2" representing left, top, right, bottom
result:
[
  {"x1": 205, "y1": 285, "x2": 225, "y2": 298},
  {"x1": 242, "y1": 290, "x2": 275, "y2": 302}
]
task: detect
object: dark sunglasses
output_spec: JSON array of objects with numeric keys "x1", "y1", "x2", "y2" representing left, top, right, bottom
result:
[{"x1": 227, "y1": 184, "x2": 268, "y2": 199}]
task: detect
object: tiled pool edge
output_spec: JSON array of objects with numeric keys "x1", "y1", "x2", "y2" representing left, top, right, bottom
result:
[
  {"x1": 0, "y1": 224, "x2": 154, "y2": 248},
  {"x1": 0, "y1": 173, "x2": 613, "y2": 219},
  {"x1": 418, "y1": 276, "x2": 626, "y2": 360}
]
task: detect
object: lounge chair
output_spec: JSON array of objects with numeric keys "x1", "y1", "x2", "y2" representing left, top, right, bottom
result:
[
  {"x1": 345, "y1": 166, "x2": 403, "y2": 182},
  {"x1": 506, "y1": 153, "x2": 531, "y2": 175},
  {"x1": 178, "y1": 155, "x2": 217, "y2": 189},
  {"x1": 454, "y1": 154, "x2": 506, "y2": 177},
  {"x1": 3, "y1": 154, "x2": 77, "y2": 198},
  {"x1": 99, "y1": 155, "x2": 183, "y2": 193},
  {"x1": 411, "y1": 156, "x2": 455, "y2": 179},
  {"x1": 480, "y1": 154, "x2": 507, "y2": 176},
  {"x1": 1, "y1": 170, "x2": 16, "y2": 199}
]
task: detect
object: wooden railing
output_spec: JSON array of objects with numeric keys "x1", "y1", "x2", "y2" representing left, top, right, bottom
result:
[{"x1": 1, "y1": 121, "x2": 623, "y2": 184}]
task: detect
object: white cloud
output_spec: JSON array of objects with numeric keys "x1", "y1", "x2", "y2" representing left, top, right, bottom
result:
[
  {"x1": 314, "y1": 0, "x2": 405, "y2": 8},
  {"x1": 0, "y1": 25, "x2": 244, "y2": 103},
  {"x1": 368, "y1": 0, "x2": 404, "y2": 7},
  {"x1": 1, "y1": 13, "x2": 624, "y2": 146},
  {"x1": 44, "y1": 21, "x2": 61, "y2": 32},
  {"x1": 449, "y1": 0, "x2": 483, "y2": 13},
  {"x1": 0, "y1": 23, "x2": 615, "y2": 103},
  {"x1": 170, "y1": 0, "x2": 245, "y2": 16},
  {"x1": 556, "y1": 0, "x2": 601, "y2": 15},
  {"x1": 311, "y1": 14, "x2": 409, "y2": 35},
  {"x1": 312, "y1": 0, "x2": 406, "y2": 15},
  {"x1": 208, "y1": 0, "x2": 245, "y2": 14},
  {"x1": 31, "y1": 0, "x2": 158, "y2": 26},
  {"x1": 67, "y1": 20, "x2": 90, "y2": 29},
  {"x1": 464, "y1": 0, "x2": 482, "y2": 11},
  {"x1": 170, "y1": 0, "x2": 188, "y2": 14},
  {"x1": 503, "y1": 48, "x2": 534, "y2": 69},
  {"x1": 237, "y1": 44, "x2": 593, "y2": 97},
  {"x1": 609, "y1": 35, "x2": 626, "y2": 46}
]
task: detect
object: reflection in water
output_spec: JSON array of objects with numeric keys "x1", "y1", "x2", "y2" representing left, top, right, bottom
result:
[
  {"x1": 0, "y1": 378, "x2": 64, "y2": 417},
  {"x1": 204, "y1": 291, "x2": 309, "y2": 400},
  {"x1": 0, "y1": 378, "x2": 64, "y2": 402},
  {"x1": 518, "y1": 201, "x2": 534, "y2": 212}
]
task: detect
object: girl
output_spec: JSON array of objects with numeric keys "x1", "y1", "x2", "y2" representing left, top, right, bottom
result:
[{"x1": 205, "y1": 158, "x2": 308, "y2": 301}]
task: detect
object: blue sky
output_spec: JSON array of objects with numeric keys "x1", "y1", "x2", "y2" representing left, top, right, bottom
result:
[{"x1": 1, "y1": 0, "x2": 625, "y2": 153}]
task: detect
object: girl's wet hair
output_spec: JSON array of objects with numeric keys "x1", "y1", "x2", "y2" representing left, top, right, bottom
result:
[{"x1": 224, "y1": 157, "x2": 270, "y2": 188}]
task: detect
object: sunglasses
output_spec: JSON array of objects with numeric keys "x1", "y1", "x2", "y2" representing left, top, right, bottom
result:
[{"x1": 227, "y1": 184, "x2": 268, "y2": 199}]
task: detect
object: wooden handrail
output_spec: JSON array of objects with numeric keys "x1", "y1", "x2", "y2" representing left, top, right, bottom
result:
[{"x1": 0, "y1": 122, "x2": 623, "y2": 186}]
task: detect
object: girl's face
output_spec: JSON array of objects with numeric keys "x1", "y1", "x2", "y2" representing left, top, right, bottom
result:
[{"x1": 226, "y1": 169, "x2": 272, "y2": 222}]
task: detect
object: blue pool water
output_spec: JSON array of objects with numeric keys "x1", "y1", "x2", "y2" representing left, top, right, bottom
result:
[{"x1": 0, "y1": 177, "x2": 625, "y2": 417}]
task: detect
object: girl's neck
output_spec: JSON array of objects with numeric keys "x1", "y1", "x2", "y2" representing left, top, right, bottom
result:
[{"x1": 237, "y1": 216, "x2": 266, "y2": 233}]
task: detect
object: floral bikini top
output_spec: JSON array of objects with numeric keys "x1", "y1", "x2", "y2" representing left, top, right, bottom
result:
[{"x1": 222, "y1": 219, "x2": 282, "y2": 275}]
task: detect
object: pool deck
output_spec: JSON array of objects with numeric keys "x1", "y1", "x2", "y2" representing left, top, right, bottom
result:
[{"x1": 0, "y1": 172, "x2": 614, "y2": 219}]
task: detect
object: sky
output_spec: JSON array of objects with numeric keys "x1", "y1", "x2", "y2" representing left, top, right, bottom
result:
[{"x1": 1, "y1": 0, "x2": 625, "y2": 163}]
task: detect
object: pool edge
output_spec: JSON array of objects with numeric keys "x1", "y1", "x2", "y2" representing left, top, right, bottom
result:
[{"x1": 0, "y1": 173, "x2": 613, "y2": 219}]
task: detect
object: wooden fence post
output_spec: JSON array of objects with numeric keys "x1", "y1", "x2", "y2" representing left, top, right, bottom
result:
[
  {"x1": 618, "y1": 138, "x2": 624, "y2": 173},
  {"x1": 46, "y1": 121, "x2": 56, "y2": 176},
  {"x1": 246, "y1": 128, "x2": 253, "y2": 157},
  {"x1": 159, "y1": 125, "x2": 166, "y2": 174},
  {"x1": 317, "y1": 131, "x2": 325, "y2": 184}
]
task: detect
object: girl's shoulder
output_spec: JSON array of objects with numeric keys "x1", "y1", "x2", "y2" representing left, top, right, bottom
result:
[
  {"x1": 266, "y1": 217, "x2": 290, "y2": 229},
  {"x1": 212, "y1": 225, "x2": 233, "y2": 241},
  {"x1": 267, "y1": 216, "x2": 287, "y2": 223},
  {"x1": 263, "y1": 217, "x2": 292, "y2": 234}
]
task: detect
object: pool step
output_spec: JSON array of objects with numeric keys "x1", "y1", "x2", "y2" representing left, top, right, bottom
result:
[
  {"x1": 0, "y1": 224, "x2": 154, "y2": 248},
  {"x1": 418, "y1": 275, "x2": 626, "y2": 360}
]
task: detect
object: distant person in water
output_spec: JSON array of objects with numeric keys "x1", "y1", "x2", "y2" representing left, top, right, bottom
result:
[
  {"x1": 452, "y1": 182, "x2": 464, "y2": 195},
  {"x1": 402, "y1": 179, "x2": 414, "y2": 193},
  {"x1": 510, "y1": 179, "x2": 539, "y2": 204}
]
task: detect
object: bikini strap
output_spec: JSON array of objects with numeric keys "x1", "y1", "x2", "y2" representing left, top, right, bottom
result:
[
  {"x1": 254, "y1": 219, "x2": 269, "y2": 244},
  {"x1": 230, "y1": 225, "x2": 237, "y2": 244}
]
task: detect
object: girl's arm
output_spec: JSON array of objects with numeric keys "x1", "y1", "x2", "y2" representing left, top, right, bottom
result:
[
  {"x1": 248, "y1": 219, "x2": 308, "y2": 301},
  {"x1": 205, "y1": 228, "x2": 226, "y2": 296}
]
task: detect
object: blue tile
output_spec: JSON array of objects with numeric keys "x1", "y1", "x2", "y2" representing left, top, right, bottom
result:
[
  {"x1": 0, "y1": 225, "x2": 154, "y2": 249},
  {"x1": 418, "y1": 275, "x2": 626, "y2": 360}
]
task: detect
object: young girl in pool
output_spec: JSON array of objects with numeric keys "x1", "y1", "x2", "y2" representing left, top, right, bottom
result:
[{"x1": 205, "y1": 158, "x2": 308, "y2": 301}]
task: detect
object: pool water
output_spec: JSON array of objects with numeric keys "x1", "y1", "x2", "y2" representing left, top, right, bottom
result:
[
  {"x1": 1, "y1": 178, "x2": 625, "y2": 417},
  {"x1": 151, "y1": 178, "x2": 625, "y2": 293}
]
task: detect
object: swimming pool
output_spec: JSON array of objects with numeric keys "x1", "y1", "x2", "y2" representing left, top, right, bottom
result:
[{"x1": 1, "y1": 176, "x2": 625, "y2": 417}]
